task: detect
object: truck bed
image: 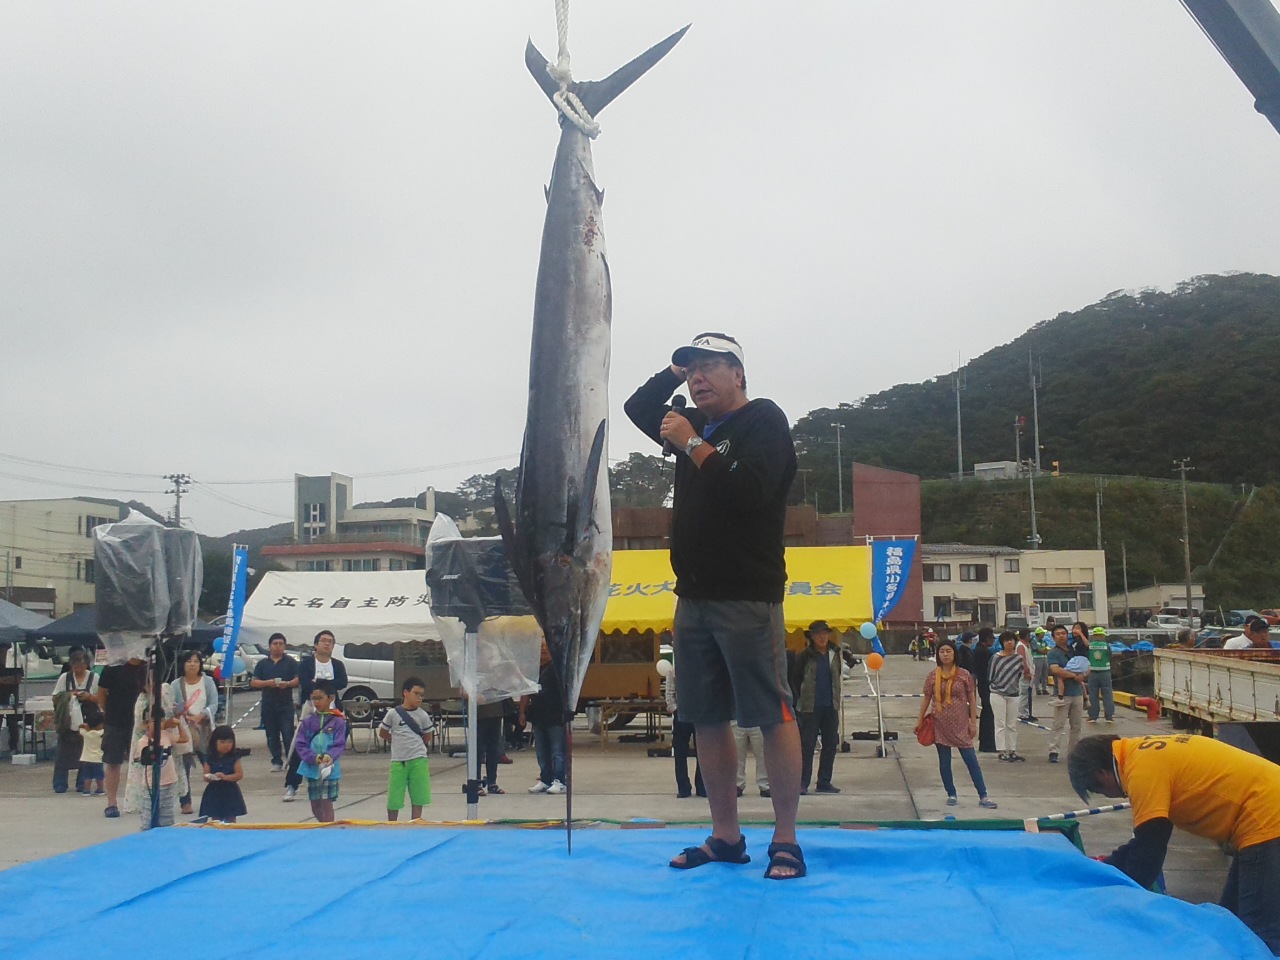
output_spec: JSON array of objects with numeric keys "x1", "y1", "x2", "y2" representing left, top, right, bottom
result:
[{"x1": 1154, "y1": 647, "x2": 1280, "y2": 723}]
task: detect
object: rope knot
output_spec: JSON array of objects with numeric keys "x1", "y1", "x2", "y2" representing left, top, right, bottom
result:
[{"x1": 547, "y1": 0, "x2": 600, "y2": 139}]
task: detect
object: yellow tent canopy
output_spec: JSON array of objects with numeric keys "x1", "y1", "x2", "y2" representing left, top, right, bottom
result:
[{"x1": 602, "y1": 547, "x2": 873, "y2": 634}]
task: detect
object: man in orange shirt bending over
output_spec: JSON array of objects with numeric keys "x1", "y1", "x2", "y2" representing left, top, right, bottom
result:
[{"x1": 1069, "y1": 734, "x2": 1280, "y2": 954}]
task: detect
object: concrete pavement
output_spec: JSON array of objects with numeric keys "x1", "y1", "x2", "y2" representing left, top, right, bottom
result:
[{"x1": 0, "y1": 656, "x2": 1229, "y2": 906}]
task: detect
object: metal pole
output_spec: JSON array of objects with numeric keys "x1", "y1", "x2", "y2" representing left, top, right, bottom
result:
[
  {"x1": 1095, "y1": 480, "x2": 1103, "y2": 551},
  {"x1": 955, "y1": 368, "x2": 964, "y2": 479},
  {"x1": 1028, "y1": 469, "x2": 1041, "y2": 547},
  {"x1": 830, "y1": 422, "x2": 844, "y2": 514},
  {"x1": 1176, "y1": 459, "x2": 1195, "y2": 626},
  {"x1": 149, "y1": 639, "x2": 165, "y2": 830},
  {"x1": 1122, "y1": 540, "x2": 1131, "y2": 627},
  {"x1": 465, "y1": 629, "x2": 480, "y2": 820},
  {"x1": 1014, "y1": 418, "x2": 1022, "y2": 473},
  {"x1": 1030, "y1": 354, "x2": 1042, "y2": 477}
]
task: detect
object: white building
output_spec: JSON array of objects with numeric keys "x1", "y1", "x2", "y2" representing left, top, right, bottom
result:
[
  {"x1": 264, "y1": 473, "x2": 437, "y2": 573},
  {"x1": 973, "y1": 461, "x2": 1020, "y2": 481},
  {"x1": 921, "y1": 543, "x2": 1108, "y2": 629},
  {"x1": 0, "y1": 498, "x2": 125, "y2": 618}
]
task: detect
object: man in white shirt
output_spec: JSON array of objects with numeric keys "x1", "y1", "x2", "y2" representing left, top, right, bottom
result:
[{"x1": 1223, "y1": 615, "x2": 1272, "y2": 650}]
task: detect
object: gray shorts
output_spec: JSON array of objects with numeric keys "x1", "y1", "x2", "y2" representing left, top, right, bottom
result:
[
  {"x1": 673, "y1": 598, "x2": 795, "y2": 728},
  {"x1": 102, "y1": 725, "x2": 131, "y2": 766}
]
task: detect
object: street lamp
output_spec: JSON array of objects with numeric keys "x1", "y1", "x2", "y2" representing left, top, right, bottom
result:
[{"x1": 829, "y1": 422, "x2": 844, "y2": 514}]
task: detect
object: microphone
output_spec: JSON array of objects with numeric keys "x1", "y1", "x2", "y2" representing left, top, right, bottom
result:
[{"x1": 662, "y1": 395, "x2": 688, "y2": 456}]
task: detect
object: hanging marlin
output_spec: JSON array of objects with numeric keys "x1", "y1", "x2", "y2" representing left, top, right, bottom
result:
[{"x1": 495, "y1": 24, "x2": 688, "y2": 849}]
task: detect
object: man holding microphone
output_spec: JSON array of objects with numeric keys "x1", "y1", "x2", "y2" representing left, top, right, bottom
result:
[{"x1": 625, "y1": 332, "x2": 804, "y2": 880}]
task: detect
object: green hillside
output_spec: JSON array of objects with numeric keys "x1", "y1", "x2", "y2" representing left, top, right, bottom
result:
[
  {"x1": 792, "y1": 272, "x2": 1280, "y2": 511},
  {"x1": 919, "y1": 474, "x2": 1279, "y2": 610}
]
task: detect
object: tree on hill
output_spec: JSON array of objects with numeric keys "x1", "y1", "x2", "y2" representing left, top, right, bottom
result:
[
  {"x1": 609, "y1": 452, "x2": 672, "y2": 508},
  {"x1": 199, "y1": 551, "x2": 285, "y2": 618},
  {"x1": 793, "y1": 273, "x2": 1280, "y2": 504}
]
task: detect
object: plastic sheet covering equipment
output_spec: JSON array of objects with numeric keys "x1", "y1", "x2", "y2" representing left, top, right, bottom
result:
[
  {"x1": 91, "y1": 511, "x2": 203, "y2": 663},
  {"x1": 425, "y1": 514, "x2": 540, "y2": 702},
  {"x1": 0, "y1": 826, "x2": 1270, "y2": 960}
]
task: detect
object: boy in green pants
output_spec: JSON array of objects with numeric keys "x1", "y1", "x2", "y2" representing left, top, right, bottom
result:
[{"x1": 379, "y1": 676, "x2": 433, "y2": 821}]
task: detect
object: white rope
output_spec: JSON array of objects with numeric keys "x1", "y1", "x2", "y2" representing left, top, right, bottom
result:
[{"x1": 548, "y1": 0, "x2": 600, "y2": 138}]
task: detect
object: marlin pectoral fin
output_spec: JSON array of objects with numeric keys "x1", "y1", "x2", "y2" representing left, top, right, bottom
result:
[
  {"x1": 525, "y1": 25, "x2": 690, "y2": 118},
  {"x1": 575, "y1": 420, "x2": 608, "y2": 546}
]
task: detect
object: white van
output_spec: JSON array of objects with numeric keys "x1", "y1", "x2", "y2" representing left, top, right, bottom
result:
[{"x1": 333, "y1": 643, "x2": 396, "y2": 721}]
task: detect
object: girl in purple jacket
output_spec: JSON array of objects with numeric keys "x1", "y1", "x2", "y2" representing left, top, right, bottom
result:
[{"x1": 293, "y1": 681, "x2": 347, "y2": 823}]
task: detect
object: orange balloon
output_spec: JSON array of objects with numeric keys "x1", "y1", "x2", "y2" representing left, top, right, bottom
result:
[{"x1": 866, "y1": 652, "x2": 885, "y2": 671}]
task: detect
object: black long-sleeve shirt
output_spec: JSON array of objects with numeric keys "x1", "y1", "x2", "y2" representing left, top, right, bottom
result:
[{"x1": 624, "y1": 368, "x2": 797, "y2": 603}]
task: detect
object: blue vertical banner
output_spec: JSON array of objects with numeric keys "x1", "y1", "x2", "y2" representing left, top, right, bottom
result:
[
  {"x1": 220, "y1": 546, "x2": 249, "y2": 671},
  {"x1": 871, "y1": 539, "x2": 917, "y2": 622}
]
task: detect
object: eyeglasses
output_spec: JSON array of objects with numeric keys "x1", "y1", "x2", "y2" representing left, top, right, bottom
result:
[{"x1": 685, "y1": 357, "x2": 730, "y2": 375}]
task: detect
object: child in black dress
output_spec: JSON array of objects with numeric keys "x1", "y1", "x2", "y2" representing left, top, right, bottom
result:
[{"x1": 199, "y1": 725, "x2": 247, "y2": 823}]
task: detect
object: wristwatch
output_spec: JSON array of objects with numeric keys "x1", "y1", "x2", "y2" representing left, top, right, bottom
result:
[{"x1": 684, "y1": 436, "x2": 705, "y2": 456}]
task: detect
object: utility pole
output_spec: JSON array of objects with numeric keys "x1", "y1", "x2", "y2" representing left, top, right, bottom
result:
[
  {"x1": 1095, "y1": 478, "x2": 1105, "y2": 551},
  {"x1": 797, "y1": 468, "x2": 811, "y2": 505},
  {"x1": 1121, "y1": 540, "x2": 1131, "y2": 627},
  {"x1": 954, "y1": 363, "x2": 965, "y2": 480},
  {"x1": 164, "y1": 473, "x2": 191, "y2": 526},
  {"x1": 829, "y1": 421, "x2": 845, "y2": 514},
  {"x1": 1029, "y1": 352, "x2": 1043, "y2": 476},
  {"x1": 1028, "y1": 468, "x2": 1042, "y2": 548},
  {"x1": 1175, "y1": 459, "x2": 1195, "y2": 624},
  {"x1": 1014, "y1": 416, "x2": 1025, "y2": 476}
]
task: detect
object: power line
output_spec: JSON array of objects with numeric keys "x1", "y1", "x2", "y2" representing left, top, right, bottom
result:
[
  {"x1": 0, "y1": 450, "x2": 520, "y2": 486},
  {"x1": 0, "y1": 470, "x2": 162, "y2": 495},
  {"x1": 188, "y1": 482, "x2": 292, "y2": 521}
]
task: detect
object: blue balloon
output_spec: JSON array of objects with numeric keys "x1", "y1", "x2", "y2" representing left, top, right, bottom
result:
[
  {"x1": 213, "y1": 637, "x2": 226, "y2": 653},
  {"x1": 859, "y1": 622, "x2": 878, "y2": 640},
  {"x1": 231, "y1": 657, "x2": 246, "y2": 674}
]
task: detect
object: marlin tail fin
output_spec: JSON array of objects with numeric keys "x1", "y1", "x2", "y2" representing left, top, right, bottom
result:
[{"x1": 525, "y1": 25, "x2": 690, "y2": 119}]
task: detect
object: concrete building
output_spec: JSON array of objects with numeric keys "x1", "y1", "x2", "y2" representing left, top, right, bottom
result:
[
  {"x1": 973, "y1": 461, "x2": 1020, "y2": 481},
  {"x1": 1107, "y1": 583, "x2": 1205, "y2": 622},
  {"x1": 0, "y1": 498, "x2": 126, "y2": 618},
  {"x1": 921, "y1": 543, "x2": 1108, "y2": 629},
  {"x1": 263, "y1": 474, "x2": 437, "y2": 573},
  {"x1": 851, "y1": 463, "x2": 923, "y2": 625}
]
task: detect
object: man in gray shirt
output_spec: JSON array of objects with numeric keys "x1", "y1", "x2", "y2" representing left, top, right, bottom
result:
[{"x1": 378, "y1": 677, "x2": 433, "y2": 821}]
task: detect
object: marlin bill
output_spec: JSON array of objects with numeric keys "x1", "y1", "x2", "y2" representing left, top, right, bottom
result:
[{"x1": 495, "y1": 26, "x2": 688, "y2": 708}]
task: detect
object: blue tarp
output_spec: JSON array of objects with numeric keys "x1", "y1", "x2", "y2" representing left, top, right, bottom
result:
[{"x1": 0, "y1": 825, "x2": 1270, "y2": 959}]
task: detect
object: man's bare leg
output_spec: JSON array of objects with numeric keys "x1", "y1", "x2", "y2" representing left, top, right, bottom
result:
[
  {"x1": 761, "y1": 718, "x2": 803, "y2": 877},
  {"x1": 669, "y1": 722, "x2": 740, "y2": 865},
  {"x1": 105, "y1": 763, "x2": 122, "y2": 808}
]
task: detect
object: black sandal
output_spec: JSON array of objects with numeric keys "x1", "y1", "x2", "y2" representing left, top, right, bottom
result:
[
  {"x1": 669, "y1": 834, "x2": 750, "y2": 869},
  {"x1": 764, "y1": 841, "x2": 807, "y2": 880}
]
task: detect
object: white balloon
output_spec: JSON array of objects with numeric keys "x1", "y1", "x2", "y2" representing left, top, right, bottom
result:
[{"x1": 655, "y1": 659, "x2": 673, "y2": 678}]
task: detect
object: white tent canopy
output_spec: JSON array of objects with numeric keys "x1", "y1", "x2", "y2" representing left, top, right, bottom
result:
[{"x1": 238, "y1": 571, "x2": 441, "y2": 648}]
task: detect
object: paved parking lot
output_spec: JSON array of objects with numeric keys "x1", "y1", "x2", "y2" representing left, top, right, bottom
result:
[{"x1": 0, "y1": 656, "x2": 1230, "y2": 905}]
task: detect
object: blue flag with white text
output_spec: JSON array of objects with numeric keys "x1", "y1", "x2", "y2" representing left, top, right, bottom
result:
[
  {"x1": 220, "y1": 547, "x2": 249, "y2": 673},
  {"x1": 871, "y1": 539, "x2": 916, "y2": 623}
]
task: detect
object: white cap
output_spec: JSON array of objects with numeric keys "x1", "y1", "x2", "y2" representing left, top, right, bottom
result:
[{"x1": 672, "y1": 332, "x2": 745, "y2": 368}]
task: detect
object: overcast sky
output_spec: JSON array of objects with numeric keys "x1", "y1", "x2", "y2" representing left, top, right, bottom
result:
[{"x1": 3, "y1": 2, "x2": 1279, "y2": 536}]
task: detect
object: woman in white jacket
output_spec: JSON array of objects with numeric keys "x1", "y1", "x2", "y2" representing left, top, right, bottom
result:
[{"x1": 171, "y1": 651, "x2": 218, "y2": 814}]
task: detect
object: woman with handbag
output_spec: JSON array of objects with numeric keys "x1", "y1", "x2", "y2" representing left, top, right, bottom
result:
[
  {"x1": 51, "y1": 650, "x2": 98, "y2": 794},
  {"x1": 915, "y1": 638, "x2": 998, "y2": 809},
  {"x1": 173, "y1": 651, "x2": 217, "y2": 815}
]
